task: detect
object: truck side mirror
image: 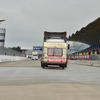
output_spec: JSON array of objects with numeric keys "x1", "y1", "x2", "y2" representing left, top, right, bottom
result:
[{"x1": 68, "y1": 44, "x2": 70, "y2": 49}]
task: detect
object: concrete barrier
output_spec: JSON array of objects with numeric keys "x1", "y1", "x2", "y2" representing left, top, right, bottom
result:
[
  {"x1": 0, "y1": 55, "x2": 27, "y2": 63},
  {"x1": 68, "y1": 60, "x2": 100, "y2": 67}
]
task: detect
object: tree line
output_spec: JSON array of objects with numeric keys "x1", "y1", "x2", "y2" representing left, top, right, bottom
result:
[{"x1": 8, "y1": 46, "x2": 22, "y2": 52}]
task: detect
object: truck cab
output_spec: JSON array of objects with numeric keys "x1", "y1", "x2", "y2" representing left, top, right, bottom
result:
[{"x1": 31, "y1": 51, "x2": 38, "y2": 60}]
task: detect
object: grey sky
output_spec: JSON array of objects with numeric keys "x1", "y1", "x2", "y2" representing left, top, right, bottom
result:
[{"x1": 0, "y1": 0, "x2": 100, "y2": 47}]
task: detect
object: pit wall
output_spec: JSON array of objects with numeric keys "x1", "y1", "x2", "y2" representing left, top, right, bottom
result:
[
  {"x1": 68, "y1": 60, "x2": 100, "y2": 67},
  {"x1": 0, "y1": 55, "x2": 27, "y2": 63}
]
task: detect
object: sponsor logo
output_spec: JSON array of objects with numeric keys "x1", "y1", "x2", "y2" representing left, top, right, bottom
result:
[
  {"x1": 50, "y1": 58, "x2": 65, "y2": 62},
  {"x1": 47, "y1": 56, "x2": 63, "y2": 59}
]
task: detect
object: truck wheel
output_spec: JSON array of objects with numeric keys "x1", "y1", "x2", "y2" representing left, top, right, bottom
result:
[
  {"x1": 64, "y1": 62, "x2": 67, "y2": 68},
  {"x1": 62, "y1": 66, "x2": 64, "y2": 69},
  {"x1": 65, "y1": 64, "x2": 67, "y2": 67}
]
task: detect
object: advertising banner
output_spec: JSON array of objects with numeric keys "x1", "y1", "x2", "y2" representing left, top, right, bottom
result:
[{"x1": 33, "y1": 47, "x2": 42, "y2": 50}]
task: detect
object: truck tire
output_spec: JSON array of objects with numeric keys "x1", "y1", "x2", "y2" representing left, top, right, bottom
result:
[
  {"x1": 42, "y1": 66, "x2": 44, "y2": 68},
  {"x1": 64, "y1": 62, "x2": 67, "y2": 68},
  {"x1": 62, "y1": 66, "x2": 64, "y2": 69},
  {"x1": 65, "y1": 64, "x2": 67, "y2": 67}
]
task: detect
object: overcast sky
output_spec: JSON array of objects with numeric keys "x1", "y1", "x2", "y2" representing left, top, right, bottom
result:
[{"x1": 0, "y1": 0, "x2": 100, "y2": 47}]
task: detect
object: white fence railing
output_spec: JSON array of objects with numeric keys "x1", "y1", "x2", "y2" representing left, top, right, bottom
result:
[
  {"x1": 0, "y1": 55, "x2": 27, "y2": 63},
  {"x1": 68, "y1": 60, "x2": 100, "y2": 67}
]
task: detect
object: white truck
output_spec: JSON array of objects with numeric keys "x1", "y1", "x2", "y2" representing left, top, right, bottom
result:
[
  {"x1": 31, "y1": 51, "x2": 38, "y2": 60},
  {"x1": 41, "y1": 31, "x2": 69, "y2": 69}
]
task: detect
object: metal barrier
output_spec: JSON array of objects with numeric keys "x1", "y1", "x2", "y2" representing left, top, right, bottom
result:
[
  {"x1": 0, "y1": 55, "x2": 27, "y2": 63},
  {"x1": 68, "y1": 60, "x2": 100, "y2": 67},
  {"x1": 69, "y1": 54, "x2": 100, "y2": 60}
]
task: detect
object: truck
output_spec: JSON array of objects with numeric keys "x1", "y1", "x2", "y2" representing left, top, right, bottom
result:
[
  {"x1": 41, "y1": 31, "x2": 69, "y2": 69},
  {"x1": 31, "y1": 51, "x2": 38, "y2": 60}
]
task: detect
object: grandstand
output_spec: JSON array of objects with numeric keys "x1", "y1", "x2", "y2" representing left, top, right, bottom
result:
[
  {"x1": 67, "y1": 42, "x2": 90, "y2": 54},
  {"x1": 67, "y1": 17, "x2": 100, "y2": 50},
  {"x1": 67, "y1": 17, "x2": 100, "y2": 60}
]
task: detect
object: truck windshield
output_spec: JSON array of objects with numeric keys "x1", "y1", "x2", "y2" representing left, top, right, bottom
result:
[{"x1": 47, "y1": 48, "x2": 62, "y2": 56}]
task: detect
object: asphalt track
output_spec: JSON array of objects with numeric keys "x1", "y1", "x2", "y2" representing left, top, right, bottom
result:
[{"x1": 0, "y1": 60, "x2": 100, "y2": 100}]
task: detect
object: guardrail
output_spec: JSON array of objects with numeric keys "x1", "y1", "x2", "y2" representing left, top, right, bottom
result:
[
  {"x1": 69, "y1": 54, "x2": 100, "y2": 60},
  {"x1": 0, "y1": 55, "x2": 27, "y2": 63},
  {"x1": 68, "y1": 60, "x2": 100, "y2": 67}
]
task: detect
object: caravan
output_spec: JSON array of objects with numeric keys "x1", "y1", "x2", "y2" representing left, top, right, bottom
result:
[{"x1": 41, "y1": 31, "x2": 69, "y2": 69}]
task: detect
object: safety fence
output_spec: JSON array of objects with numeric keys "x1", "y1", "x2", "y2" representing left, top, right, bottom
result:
[
  {"x1": 69, "y1": 54, "x2": 100, "y2": 60},
  {"x1": 68, "y1": 60, "x2": 100, "y2": 67},
  {"x1": 0, "y1": 55, "x2": 27, "y2": 63}
]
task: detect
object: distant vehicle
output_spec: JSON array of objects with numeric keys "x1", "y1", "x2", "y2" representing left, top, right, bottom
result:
[
  {"x1": 31, "y1": 51, "x2": 38, "y2": 60},
  {"x1": 41, "y1": 31, "x2": 70, "y2": 69},
  {"x1": 26, "y1": 55, "x2": 32, "y2": 59}
]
